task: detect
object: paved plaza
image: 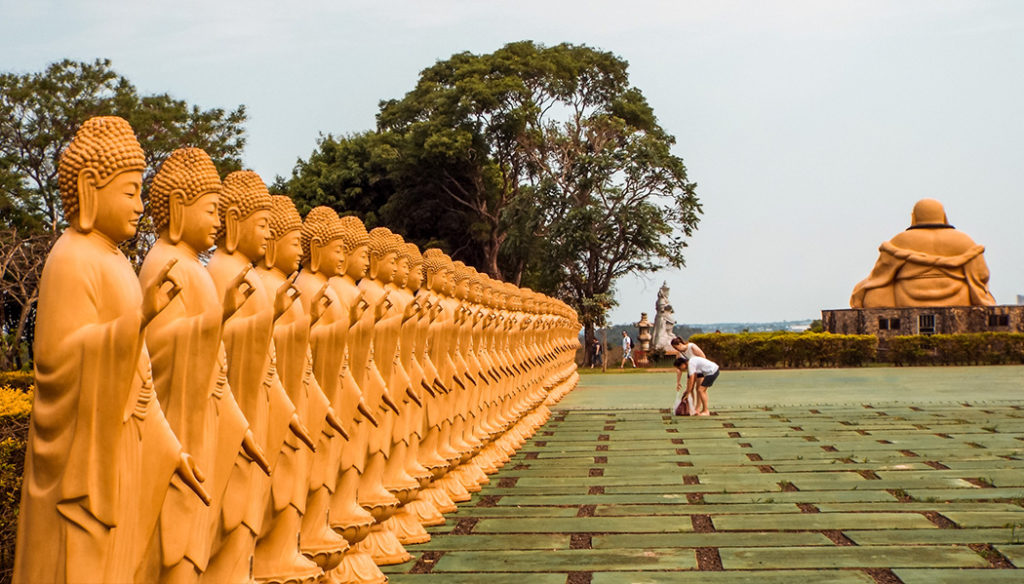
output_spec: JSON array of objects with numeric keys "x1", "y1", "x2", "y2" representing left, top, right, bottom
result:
[{"x1": 385, "y1": 366, "x2": 1024, "y2": 583}]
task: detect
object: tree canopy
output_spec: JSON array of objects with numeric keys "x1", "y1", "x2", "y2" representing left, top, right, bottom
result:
[
  {"x1": 0, "y1": 59, "x2": 248, "y2": 370},
  {"x1": 284, "y1": 41, "x2": 701, "y2": 342}
]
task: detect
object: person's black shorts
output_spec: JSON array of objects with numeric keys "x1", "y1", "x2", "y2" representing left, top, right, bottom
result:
[{"x1": 697, "y1": 369, "x2": 720, "y2": 388}]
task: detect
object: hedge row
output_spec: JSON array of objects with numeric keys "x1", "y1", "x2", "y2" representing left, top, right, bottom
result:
[
  {"x1": 688, "y1": 332, "x2": 878, "y2": 368},
  {"x1": 886, "y1": 333, "x2": 1024, "y2": 366},
  {"x1": 0, "y1": 386, "x2": 31, "y2": 581}
]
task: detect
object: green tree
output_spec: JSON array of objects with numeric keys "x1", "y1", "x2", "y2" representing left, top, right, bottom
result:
[{"x1": 0, "y1": 58, "x2": 248, "y2": 368}]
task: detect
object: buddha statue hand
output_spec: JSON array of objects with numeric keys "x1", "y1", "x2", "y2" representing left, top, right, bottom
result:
[
  {"x1": 325, "y1": 408, "x2": 350, "y2": 440},
  {"x1": 405, "y1": 386, "x2": 423, "y2": 407},
  {"x1": 310, "y1": 283, "x2": 332, "y2": 325},
  {"x1": 380, "y1": 391, "x2": 400, "y2": 415},
  {"x1": 351, "y1": 294, "x2": 369, "y2": 324},
  {"x1": 273, "y1": 272, "x2": 300, "y2": 322},
  {"x1": 356, "y1": 400, "x2": 380, "y2": 427},
  {"x1": 374, "y1": 291, "x2": 392, "y2": 322},
  {"x1": 420, "y1": 379, "x2": 437, "y2": 398},
  {"x1": 241, "y1": 429, "x2": 272, "y2": 475},
  {"x1": 176, "y1": 452, "x2": 211, "y2": 506},
  {"x1": 289, "y1": 414, "x2": 317, "y2": 451},
  {"x1": 142, "y1": 258, "x2": 182, "y2": 329},
  {"x1": 223, "y1": 266, "x2": 256, "y2": 322}
]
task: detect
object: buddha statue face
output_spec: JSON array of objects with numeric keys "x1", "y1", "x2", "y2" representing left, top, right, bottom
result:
[
  {"x1": 235, "y1": 209, "x2": 272, "y2": 262},
  {"x1": 272, "y1": 229, "x2": 303, "y2": 274},
  {"x1": 87, "y1": 169, "x2": 145, "y2": 243},
  {"x1": 344, "y1": 245, "x2": 370, "y2": 280},
  {"x1": 393, "y1": 256, "x2": 410, "y2": 288},
  {"x1": 406, "y1": 263, "x2": 423, "y2": 291},
  {"x1": 176, "y1": 192, "x2": 220, "y2": 252},
  {"x1": 313, "y1": 237, "x2": 345, "y2": 277},
  {"x1": 372, "y1": 252, "x2": 398, "y2": 284}
]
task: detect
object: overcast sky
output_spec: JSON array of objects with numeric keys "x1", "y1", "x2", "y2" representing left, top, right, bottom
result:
[{"x1": 4, "y1": 0, "x2": 1022, "y2": 325}]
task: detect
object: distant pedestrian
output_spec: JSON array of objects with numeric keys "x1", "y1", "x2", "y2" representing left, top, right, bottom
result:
[
  {"x1": 620, "y1": 331, "x2": 635, "y2": 368},
  {"x1": 674, "y1": 355, "x2": 720, "y2": 416},
  {"x1": 591, "y1": 339, "x2": 603, "y2": 368}
]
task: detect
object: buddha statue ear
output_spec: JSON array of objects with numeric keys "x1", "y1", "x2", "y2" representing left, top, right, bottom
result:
[
  {"x1": 263, "y1": 236, "x2": 277, "y2": 269},
  {"x1": 76, "y1": 168, "x2": 99, "y2": 232},
  {"x1": 367, "y1": 253, "x2": 379, "y2": 280},
  {"x1": 224, "y1": 206, "x2": 241, "y2": 253},
  {"x1": 168, "y1": 189, "x2": 187, "y2": 244},
  {"x1": 309, "y1": 237, "x2": 323, "y2": 273}
]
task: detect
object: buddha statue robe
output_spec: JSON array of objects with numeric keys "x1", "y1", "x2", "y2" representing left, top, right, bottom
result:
[
  {"x1": 16, "y1": 229, "x2": 183, "y2": 584},
  {"x1": 850, "y1": 199, "x2": 997, "y2": 308},
  {"x1": 141, "y1": 238, "x2": 250, "y2": 579}
]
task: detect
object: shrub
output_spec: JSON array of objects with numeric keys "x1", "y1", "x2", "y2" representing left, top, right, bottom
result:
[
  {"x1": 688, "y1": 332, "x2": 877, "y2": 369},
  {"x1": 0, "y1": 385, "x2": 31, "y2": 582},
  {"x1": 887, "y1": 333, "x2": 1024, "y2": 366},
  {"x1": 0, "y1": 372, "x2": 33, "y2": 392}
]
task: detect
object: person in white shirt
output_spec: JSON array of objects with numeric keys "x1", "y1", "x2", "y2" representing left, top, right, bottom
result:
[
  {"x1": 620, "y1": 331, "x2": 635, "y2": 368},
  {"x1": 671, "y1": 337, "x2": 705, "y2": 390},
  {"x1": 674, "y1": 355, "x2": 719, "y2": 416}
]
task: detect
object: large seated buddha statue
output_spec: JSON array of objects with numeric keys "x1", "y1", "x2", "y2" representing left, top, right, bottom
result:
[{"x1": 850, "y1": 198, "x2": 996, "y2": 308}]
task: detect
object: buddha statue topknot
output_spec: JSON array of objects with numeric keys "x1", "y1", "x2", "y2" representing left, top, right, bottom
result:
[{"x1": 850, "y1": 198, "x2": 996, "y2": 308}]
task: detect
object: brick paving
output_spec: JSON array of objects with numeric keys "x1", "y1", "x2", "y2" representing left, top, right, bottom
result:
[{"x1": 385, "y1": 368, "x2": 1024, "y2": 583}]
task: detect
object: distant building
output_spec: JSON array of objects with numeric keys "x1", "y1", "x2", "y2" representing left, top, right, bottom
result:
[{"x1": 822, "y1": 305, "x2": 1024, "y2": 336}]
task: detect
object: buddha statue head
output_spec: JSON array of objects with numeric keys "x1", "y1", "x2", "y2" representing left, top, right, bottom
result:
[
  {"x1": 391, "y1": 234, "x2": 411, "y2": 288},
  {"x1": 263, "y1": 195, "x2": 304, "y2": 274},
  {"x1": 338, "y1": 215, "x2": 370, "y2": 281},
  {"x1": 58, "y1": 116, "x2": 146, "y2": 242},
  {"x1": 910, "y1": 198, "x2": 950, "y2": 227},
  {"x1": 367, "y1": 227, "x2": 400, "y2": 284},
  {"x1": 450, "y1": 261, "x2": 472, "y2": 301},
  {"x1": 401, "y1": 243, "x2": 423, "y2": 291},
  {"x1": 422, "y1": 249, "x2": 452, "y2": 295},
  {"x1": 217, "y1": 170, "x2": 272, "y2": 260},
  {"x1": 149, "y1": 147, "x2": 222, "y2": 253},
  {"x1": 301, "y1": 206, "x2": 345, "y2": 277}
]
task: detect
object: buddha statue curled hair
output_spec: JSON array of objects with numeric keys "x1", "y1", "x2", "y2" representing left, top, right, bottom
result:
[
  {"x1": 57, "y1": 116, "x2": 145, "y2": 221},
  {"x1": 337, "y1": 215, "x2": 369, "y2": 252},
  {"x1": 367, "y1": 227, "x2": 401, "y2": 258},
  {"x1": 268, "y1": 195, "x2": 303, "y2": 238},
  {"x1": 301, "y1": 206, "x2": 343, "y2": 259},
  {"x1": 421, "y1": 248, "x2": 451, "y2": 276},
  {"x1": 217, "y1": 170, "x2": 272, "y2": 240},
  {"x1": 148, "y1": 148, "x2": 223, "y2": 232}
]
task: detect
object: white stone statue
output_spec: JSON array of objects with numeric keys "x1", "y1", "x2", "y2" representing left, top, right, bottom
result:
[{"x1": 650, "y1": 282, "x2": 677, "y2": 352}]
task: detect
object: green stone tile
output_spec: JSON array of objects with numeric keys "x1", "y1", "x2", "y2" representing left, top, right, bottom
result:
[
  {"x1": 591, "y1": 570, "x2": 875, "y2": 584},
  {"x1": 704, "y1": 490, "x2": 895, "y2": 504},
  {"x1": 846, "y1": 527, "x2": 1021, "y2": 545},
  {"x1": 994, "y1": 544, "x2": 1024, "y2": 565},
  {"x1": 904, "y1": 487, "x2": 1024, "y2": 501},
  {"x1": 447, "y1": 506, "x2": 581, "y2": 517},
  {"x1": 720, "y1": 545, "x2": 989, "y2": 569},
  {"x1": 817, "y1": 502, "x2": 1023, "y2": 513},
  {"x1": 516, "y1": 475, "x2": 682, "y2": 487},
  {"x1": 473, "y1": 516, "x2": 693, "y2": 533},
  {"x1": 389, "y1": 573, "x2": 567, "y2": 584},
  {"x1": 431, "y1": 548, "x2": 697, "y2": 572},
  {"x1": 593, "y1": 531, "x2": 832, "y2": 549},
  {"x1": 498, "y1": 493, "x2": 692, "y2": 506},
  {"x1": 942, "y1": 511, "x2": 1024, "y2": 528},
  {"x1": 894, "y1": 569, "x2": 1024, "y2": 584},
  {"x1": 713, "y1": 512, "x2": 935, "y2": 531},
  {"x1": 594, "y1": 503, "x2": 800, "y2": 516},
  {"x1": 413, "y1": 533, "x2": 570, "y2": 550}
]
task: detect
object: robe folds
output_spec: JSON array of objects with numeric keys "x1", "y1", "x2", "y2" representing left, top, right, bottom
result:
[{"x1": 15, "y1": 229, "x2": 180, "y2": 584}]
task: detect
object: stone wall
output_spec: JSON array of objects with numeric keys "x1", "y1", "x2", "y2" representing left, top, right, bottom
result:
[{"x1": 822, "y1": 305, "x2": 1024, "y2": 337}]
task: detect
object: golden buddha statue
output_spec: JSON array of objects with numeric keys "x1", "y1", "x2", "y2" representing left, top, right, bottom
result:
[
  {"x1": 293, "y1": 207, "x2": 383, "y2": 584},
  {"x1": 15, "y1": 117, "x2": 207, "y2": 584},
  {"x1": 139, "y1": 147, "x2": 269, "y2": 584},
  {"x1": 204, "y1": 170, "x2": 314, "y2": 584},
  {"x1": 254, "y1": 195, "x2": 328, "y2": 584},
  {"x1": 851, "y1": 198, "x2": 997, "y2": 308}
]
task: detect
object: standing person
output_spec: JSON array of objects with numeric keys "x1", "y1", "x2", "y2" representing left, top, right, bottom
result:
[
  {"x1": 674, "y1": 355, "x2": 720, "y2": 416},
  {"x1": 591, "y1": 339, "x2": 603, "y2": 368},
  {"x1": 620, "y1": 331, "x2": 635, "y2": 368}
]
